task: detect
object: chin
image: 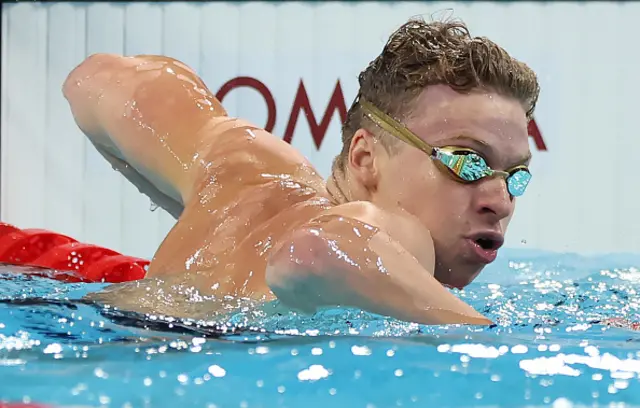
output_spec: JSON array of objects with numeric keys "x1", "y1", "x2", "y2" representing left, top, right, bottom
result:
[{"x1": 435, "y1": 264, "x2": 483, "y2": 290}]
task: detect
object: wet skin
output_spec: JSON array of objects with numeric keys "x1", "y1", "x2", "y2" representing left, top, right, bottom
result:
[{"x1": 62, "y1": 54, "x2": 530, "y2": 326}]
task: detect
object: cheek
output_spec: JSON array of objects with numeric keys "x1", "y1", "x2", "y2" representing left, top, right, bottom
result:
[
  {"x1": 388, "y1": 159, "x2": 440, "y2": 211},
  {"x1": 377, "y1": 153, "x2": 417, "y2": 193},
  {"x1": 401, "y1": 165, "x2": 471, "y2": 221}
]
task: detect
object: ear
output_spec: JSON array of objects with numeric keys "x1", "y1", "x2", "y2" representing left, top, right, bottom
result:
[{"x1": 347, "y1": 128, "x2": 384, "y2": 190}]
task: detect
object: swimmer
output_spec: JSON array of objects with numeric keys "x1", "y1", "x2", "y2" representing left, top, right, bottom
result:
[{"x1": 62, "y1": 17, "x2": 539, "y2": 326}]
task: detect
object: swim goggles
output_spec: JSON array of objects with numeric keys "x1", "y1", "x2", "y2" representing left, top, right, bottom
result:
[{"x1": 359, "y1": 98, "x2": 532, "y2": 197}]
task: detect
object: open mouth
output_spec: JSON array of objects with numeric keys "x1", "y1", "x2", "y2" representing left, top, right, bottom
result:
[
  {"x1": 468, "y1": 233, "x2": 504, "y2": 263},
  {"x1": 474, "y1": 237, "x2": 501, "y2": 251}
]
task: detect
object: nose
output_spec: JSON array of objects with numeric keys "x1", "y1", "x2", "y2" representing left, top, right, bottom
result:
[{"x1": 474, "y1": 176, "x2": 514, "y2": 221}]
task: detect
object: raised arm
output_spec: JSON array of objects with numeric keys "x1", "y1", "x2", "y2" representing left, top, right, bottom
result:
[
  {"x1": 62, "y1": 53, "x2": 227, "y2": 211},
  {"x1": 266, "y1": 202, "x2": 492, "y2": 326}
]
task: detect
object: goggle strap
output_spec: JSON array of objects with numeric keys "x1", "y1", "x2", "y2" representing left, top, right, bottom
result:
[{"x1": 360, "y1": 98, "x2": 433, "y2": 154}]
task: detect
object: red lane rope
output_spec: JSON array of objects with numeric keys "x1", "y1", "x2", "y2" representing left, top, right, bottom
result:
[{"x1": 0, "y1": 222, "x2": 148, "y2": 283}]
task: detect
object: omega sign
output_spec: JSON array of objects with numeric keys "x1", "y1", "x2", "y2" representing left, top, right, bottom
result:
[{"x1": 215, "y1": 76, "x2": 548, "y2": 151}]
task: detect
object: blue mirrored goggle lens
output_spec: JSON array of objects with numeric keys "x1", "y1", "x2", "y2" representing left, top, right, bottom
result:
[
  {"x1": 506, "y1": 169, "x2": 531, "y2": 197},
  {"x1": 436, "y1": 151, "x2": 489, "y2": 181},
  {"x1": 458, "y1": 153, "x2": 490, "y2": 181}
]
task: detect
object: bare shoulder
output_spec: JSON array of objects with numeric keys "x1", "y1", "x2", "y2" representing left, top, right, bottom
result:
[{"x1": 317, "y1": 201, "x2": 435, "y2": 272}]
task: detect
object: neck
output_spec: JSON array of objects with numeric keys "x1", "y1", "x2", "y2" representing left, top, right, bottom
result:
[{"x1": 326, "y1": 169, "x2": 352, "y2": 205}]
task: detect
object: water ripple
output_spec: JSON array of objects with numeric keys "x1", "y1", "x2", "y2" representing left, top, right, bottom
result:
[{"x1": 1, "y1": 250, "x2": 640, "y2": 407}]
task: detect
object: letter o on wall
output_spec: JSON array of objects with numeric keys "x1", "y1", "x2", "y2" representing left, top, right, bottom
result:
[{"x1": 215, "y1": 76, "x2": 277, "y2": 132}]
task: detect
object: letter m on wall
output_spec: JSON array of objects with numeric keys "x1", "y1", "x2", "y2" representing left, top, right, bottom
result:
[{"x1": 283, "y1": 80, "x2": 347, "y2": 149}]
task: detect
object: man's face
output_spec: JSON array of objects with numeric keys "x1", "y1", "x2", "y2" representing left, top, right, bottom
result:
[{"x1": 373, "y1": 85, "x2": 531, "y2": 289}]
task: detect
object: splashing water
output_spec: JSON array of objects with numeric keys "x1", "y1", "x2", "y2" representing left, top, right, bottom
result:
[{"x1": 1, "y1": 248, "x2": 640, "y2": 407}]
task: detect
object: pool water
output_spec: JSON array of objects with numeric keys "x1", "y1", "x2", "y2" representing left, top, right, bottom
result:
[{"x1": 1, "y1": 248, "x2": 640, "y2": 408}]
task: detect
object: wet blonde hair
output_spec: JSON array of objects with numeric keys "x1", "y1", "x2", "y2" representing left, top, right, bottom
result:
[{"x1": 333, "y1": 16, "x2": 540, "y2": 172}]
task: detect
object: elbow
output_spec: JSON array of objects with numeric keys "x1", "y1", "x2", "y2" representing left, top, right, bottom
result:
[
  {"x1": 62, "y1": 53, "x2": 125, "y2": 135},
  {"x1": 62, "y1": 53, "x2": 122, "y2": 100},
  {"x1": 266, "y1": 228, "x2": 324, "y2": 285},
  {"x1": 265, "y1": 228, "x2": 327, "y2": 313}
]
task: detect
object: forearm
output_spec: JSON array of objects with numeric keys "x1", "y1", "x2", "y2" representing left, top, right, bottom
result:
[{"x1": 266, "y1": 217, "x2": 492, "y2": 326}]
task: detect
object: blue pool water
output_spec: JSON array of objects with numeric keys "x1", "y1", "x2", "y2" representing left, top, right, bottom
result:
[{"x1": 1, "y1": 248, "x2": 640, "y2": 408}]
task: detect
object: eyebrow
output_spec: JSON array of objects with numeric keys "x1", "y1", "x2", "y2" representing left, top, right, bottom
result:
[{"x1": 438, "y1": 135, "x2": 532, "y2": 168}]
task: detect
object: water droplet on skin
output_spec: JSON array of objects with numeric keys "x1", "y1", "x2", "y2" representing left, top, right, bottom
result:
[{"x1": 521, "y1": 239, "x2": 527, "y2": 245}]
